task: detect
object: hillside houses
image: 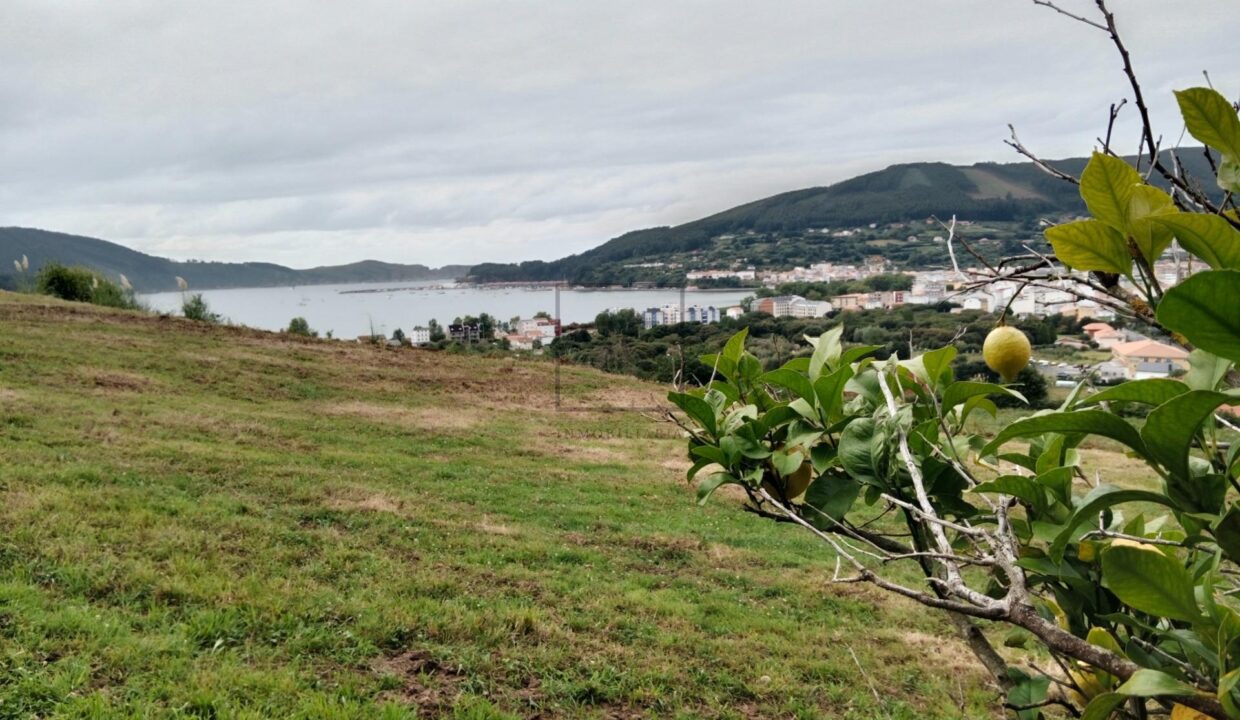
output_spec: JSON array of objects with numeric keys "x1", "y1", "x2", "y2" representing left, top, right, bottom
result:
[
  {"x1": 1110, "y1": 338, "x2": 1189, "y2": 379},
  {"x1": 754, "y1": 295, "x2": 832, "y2": 318},
  {"x1": 642, "y1": 304, "x2": 721, "y2": 328}
]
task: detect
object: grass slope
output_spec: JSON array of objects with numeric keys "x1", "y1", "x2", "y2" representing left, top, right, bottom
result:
[{"x1": 0, "y1": 292, "x2": 1001, "y2": 719}]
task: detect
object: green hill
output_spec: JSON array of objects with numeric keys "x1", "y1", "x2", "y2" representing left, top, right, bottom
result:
[
  {"x1": 0, "y1": 227, "x2": 470, "y2": 292},
  {"x1": 467, "y1": 150, "x2": 1216, "y2": 285},
  {"x1": 0, "y1": 291, "x2": 1002, "y2": 717}
]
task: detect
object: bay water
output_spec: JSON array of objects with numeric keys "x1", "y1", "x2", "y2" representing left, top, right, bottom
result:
[{"x1": 140, "y1": 282, "x2": 751, "y2": 339}]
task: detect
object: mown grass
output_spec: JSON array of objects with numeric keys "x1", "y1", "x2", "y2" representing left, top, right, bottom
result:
[{"x1": 0, "y1": 292, "x2": 1005, "y2": 719}]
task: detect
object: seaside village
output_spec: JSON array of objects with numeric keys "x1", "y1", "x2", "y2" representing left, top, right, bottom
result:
[{"x1": 385, "y1": 250, "x2": 1198, "y2": 385}]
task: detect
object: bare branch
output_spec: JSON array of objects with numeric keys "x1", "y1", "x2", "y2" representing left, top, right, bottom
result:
[
  {"x1": 1005, "y1": 125, "x2": 1080, "y2": 185},
  {"x1": 1031, "y1": 0, "x2": 1108, "y2": 31}
]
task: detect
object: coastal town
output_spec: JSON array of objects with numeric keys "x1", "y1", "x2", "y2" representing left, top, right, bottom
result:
[{"x1": 373, "y1": 242, "x2": 1203, "y2": 386}]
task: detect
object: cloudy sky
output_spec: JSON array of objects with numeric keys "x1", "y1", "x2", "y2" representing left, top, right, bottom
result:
[{"x1": 2, "y1": 1, "x2": 1236, "y2": 268}]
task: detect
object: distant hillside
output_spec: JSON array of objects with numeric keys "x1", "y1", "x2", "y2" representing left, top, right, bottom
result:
[
  {"x1": 0, "y1": 228, "x2": 470, "y2": 292},
  {"x1": 468, "y1": 150, "x2": 1216, "y2": 285}
]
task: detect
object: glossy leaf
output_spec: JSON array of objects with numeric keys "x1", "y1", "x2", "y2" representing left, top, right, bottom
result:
[
  {"x1": 1153, "y1": 213, "x2": 1240, "y2": 271},
  {"x1": 942, "y1": 380, "x2": 1026, "y2": 410},
  {"x1": 838, "y1": 417, "x2": 879, "y2": 484},
  {"x1": 1220, "y1": 156, "x2": 1240, "y2": 194},
  {"x1": 980, "y1": 410, "x2": 1147, "y2": 460},
  {"x1": 1080, "y1": 152, "x2": 1142, "y2": 233},
  {"x1": 1049, "y1": 486, "x2": 1176, "y2": 561},
  {"x1": 1176, "y1": 88, "x2": 1240, "y2": 160},
  {"x1": 760, "y1": 368, "x2": 815, "y2": 404},
  {"x1": 697, "y1": 472, "x2": 736, "y2": 505},
  {"x1": 1102, "y1": 544, "x2": 1200, "y2": 622},
  {"x1": 1142, "y1": 390, "x2": 1233, "y2": 482},
  {"x1": 1214, "y1": 505, "x2": 1240, "y2": 565},
  {"x1": 804, "y1": 471, "x2": 860, "y2": 523},
  {"x1": 974, "y1": 475, "x2": 1046, "y2": 513},
  {"x1": 1157, "y1": 270, "x2": 1240, "y2": 363},
  {"x1": 1077, "y1": 378, "x2": 1188, "y2": 408},
  {"x1": 808, "y1": 325, "x2": 844, "y2": 380},
  {"x1": 1127, "y1": 184, "x2": 1178, "y2": 262},
  {"x1": 1184, "y1": 350, "x2": 1233, "y2": 392},
  {"x1": 668, "y1": 392, "x2": 717, "y2": 437},
  {"x1": 1045, "y1": 219, "x2": 1132, "y2": 276}
]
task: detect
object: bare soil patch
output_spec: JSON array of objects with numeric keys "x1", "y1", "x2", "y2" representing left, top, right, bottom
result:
[
  {"x1": 374, "y1": 649, "x2": 468, "y2": 712},
  {"x1": 319, "y1": 401, "x2": 480, "y2": 431}
]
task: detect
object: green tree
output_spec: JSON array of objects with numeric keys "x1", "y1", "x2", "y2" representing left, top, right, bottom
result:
[
  {"x1": 182, "y1": 294, "x2": 221, "y2": 323},
  {"x1": 287, "y1": 317, "x2": 316, "y2": 337},
  {"x1": 669, "y1": 10, "x2": 1240, "y2": 718}
]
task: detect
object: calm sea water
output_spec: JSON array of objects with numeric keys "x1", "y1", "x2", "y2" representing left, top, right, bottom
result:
[{"x1": 140, "y1": 282, "x2": 751, "y2": 338}]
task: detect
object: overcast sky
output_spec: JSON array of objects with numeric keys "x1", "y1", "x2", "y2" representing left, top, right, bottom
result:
[{"x1": 2, "y1": 1, "x2": 1236, "y2": 268}]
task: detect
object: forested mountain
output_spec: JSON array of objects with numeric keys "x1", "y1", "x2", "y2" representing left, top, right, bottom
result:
[
  {"x1": 468, "y1": 150, "x2": 1217, "y2": 285},
  {"x1": 0, "y1": 228, "x2": 470, "y2": 292}
]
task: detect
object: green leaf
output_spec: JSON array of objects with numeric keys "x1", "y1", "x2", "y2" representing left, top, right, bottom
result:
[
  {"x1": 1049, "y1": 486, "x2": 1177, "y2": 561},
  {"x1": 760, "y1": 368, "x2": 815, "y2": 404},
  {"x1": 838, "y1": 417, "x2": 879, "y2": 484},
  {"x1": 1176, "y1": 88, "x2": 1240, "y2": 160},
  {"x1": 771, "y1": 447, "x2": 804, "y2": 477},
  {"x1": 1035, "y1": 466, "x2": 1074, "y2": 507},
  {"x1": 942, "y1": 380, "x2": 1026, "y2": 410},
  {"x1": 1153, "y1": 213, "x2": 1240, "y2": 271},
  {"x1": 1214, "y1": 506, "x2": 1240, "y2": 565},
  {"x1": 804, "y1": 472, "x2": 860, "y2": 524},
  {"x1": 1142, "y1": 390, "x2": 1234, "y2": 481},
  {"x1": 668, "y1": 391, "x2": 717, "y2": 437},
  {"x1": 980, "y1": 410, "x2": 1147, "y2": 460},
  {"x1": 1114, "y1": 668, "x2": 1198, "y2": 697},
  {"x1": 1005, "y1": 668, "x2": 1050, "y2": 720},
  {"x1": 1185, "y1": 350, "x2": 1234, "y2": 392},
  {"x1": 840, "y1": 345, "x2": 881, "y2": 366},
  {"x1": 1102, "y1": 544, "x2": 1200, "y2": 622},
  {"x1": 1079, "y1": 693, "x2": 1125, "y2": 720},
  {"x1": 961, "y1": 395, "x2": 998, "y2": 423},
  {"x1": 721, "y1": 328, "x2": 749, "y2": 366},
  {"x1": 813, "y1": 365, "x2": 854, "y2": 422},
  {"x1": 1220, "y1": 156, "x2": 1240, "y2": 194},
  {"x1": 1080, "y1": 152, "x2": 1142, "y2": 233},
  {"x1": 697, "y1": 472, "x2": 736, "y2": 505},
  {"x1": 807, "y1": 325, "x2": 844, "y2": 380},
  {"x1": 1157, "y1": 270, "x2": 1240, "y2": 363},
  {"x1": 689, "y1": 445, "x2": 728, "y2": 466},
  {"x1": 1127, "y1": 185, "x2": 1178, "y2": 262},
  {"x1": 1077, "y1": 378, "x2": 1189, "y2": 408},
  {"x1": 905, "y1": 345, "x2": 956, "y2": 390},
  {"x1": 1045, "y1": 219, "x2": 1132, "y2": 276},
  {"x1": 974, "y1": 475, "x2": 1046, "y2": 513}
]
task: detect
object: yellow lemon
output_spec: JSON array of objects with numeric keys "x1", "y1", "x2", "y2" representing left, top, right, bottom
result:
[
  {"x1": 761, "y1": 458, "x2": 815, "y2": 501},
  {"x1": 983, "y1": 326, "x2": 1032, "y2": 383}
]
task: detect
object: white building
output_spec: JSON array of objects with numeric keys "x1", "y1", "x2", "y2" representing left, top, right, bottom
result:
[
  {"x1": 410, "y1": 327, "x2": 432, "y2": 345},
  {"x1": 516, "y1": 318, "x2": 559, "y2": 340},
  {"x1": 643, "y1": 304, "x2": 721, "y2": 328}
]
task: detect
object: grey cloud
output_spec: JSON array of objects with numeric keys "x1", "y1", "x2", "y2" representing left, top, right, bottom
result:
[{"x1": 2, "y1": 0, "x2": 1236, "y2": 267}]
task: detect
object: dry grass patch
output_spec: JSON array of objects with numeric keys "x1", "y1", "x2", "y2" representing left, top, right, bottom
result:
[
  {"x1": 76, "y1": 367, "x2": 153, "y2": 392},
  {"x1": 476, "y1": 517, "x2": 518, "y2": 536},
  {"x1": 326, "y1": 487, "x2": 407, "y2": 516},
  {"x1": 896, "y1": 630, "x2": 988, "y2": 678},
  {"x1": 318, "y1": 400, "x2": 481, "y2": 431}
]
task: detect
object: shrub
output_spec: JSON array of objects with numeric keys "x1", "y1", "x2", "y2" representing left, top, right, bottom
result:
[
  {"x1": 286, "y1": 317, "x2": 316, "y2": 337},
  {"x1": 182, "y1": 294, "x2": 221, "y2": 323},
  {"x1": 35, "y1": 262, "x2": 141, "y2": 310}
]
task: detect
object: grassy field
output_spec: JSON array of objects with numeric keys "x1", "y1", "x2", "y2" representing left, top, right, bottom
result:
[{"x1": 0, "y1": 292, "x2": 1011, "y2": 719}]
